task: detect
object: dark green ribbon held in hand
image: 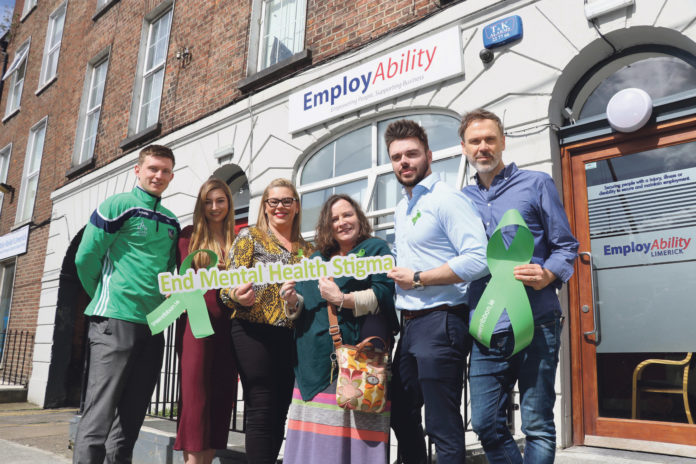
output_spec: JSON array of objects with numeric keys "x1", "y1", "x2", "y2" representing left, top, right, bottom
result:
[
  {"x1": 469, "y1": 209, "x2": 534, "y2": 357},
  {"x1": 147, "y1": 250, "x2": 217, "y2": 339}
]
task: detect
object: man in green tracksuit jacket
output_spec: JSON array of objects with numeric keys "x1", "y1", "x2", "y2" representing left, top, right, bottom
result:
[{"x1": 73, "y1": 145, "x2": 179, "y2": 464}]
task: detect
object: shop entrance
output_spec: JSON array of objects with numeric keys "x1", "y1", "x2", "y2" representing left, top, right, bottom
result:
[{"x1": 562, "y1": 116, "x2": 696, "y2": 452}]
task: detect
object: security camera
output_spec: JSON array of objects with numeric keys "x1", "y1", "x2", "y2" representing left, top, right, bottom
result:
[{"x1": 479, "y1": 49, "x2": 494, "y2": 64}]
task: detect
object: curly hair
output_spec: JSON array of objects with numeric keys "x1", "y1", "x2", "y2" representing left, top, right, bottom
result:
[{"x1": 314, "y1": 194, "x2": 372, "y2": 257}]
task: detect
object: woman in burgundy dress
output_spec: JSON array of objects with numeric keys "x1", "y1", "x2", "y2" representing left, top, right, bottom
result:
[{"x1": 174, "y1": 178, "x2": 238, "y2": 464}]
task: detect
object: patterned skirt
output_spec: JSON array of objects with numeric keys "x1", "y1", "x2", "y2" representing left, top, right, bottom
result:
[{"x1": 283, "y1": 381, "x2": 390, "y2": 464}]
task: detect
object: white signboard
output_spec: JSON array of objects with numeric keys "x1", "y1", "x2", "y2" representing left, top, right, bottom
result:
[
  {"x1": 288, "y1": 27, "x2": 463, "y2": 133},
  {"x1": 0, "y1": 225, "x2": 29, "y2": 261},
  {"x1": 588, "y1": 167, "x2": 696, "y2": 268}
]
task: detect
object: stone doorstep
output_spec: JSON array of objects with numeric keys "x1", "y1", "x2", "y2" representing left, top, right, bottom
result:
[{"x1": 0, "y1": 385, "x2": 27, "y2": 403}]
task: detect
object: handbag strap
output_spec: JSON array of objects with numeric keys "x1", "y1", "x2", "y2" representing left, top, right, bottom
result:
[
  {"x1": 328, "y1": 301, "x2": 343, "y2": 350},
  {"x1": 355, "y1": 335, "x2": 389, "y2": 353}
]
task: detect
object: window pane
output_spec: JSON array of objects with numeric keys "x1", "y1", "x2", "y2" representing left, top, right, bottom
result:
[
  {"x1": 29, "y1": 126, "x2": 46, "y2": 174},
  {"x1": 301, "y1": 144, "x2": 333, "y2": 184},
  {"x1": 373, "y1": 172, "x2": 400, "y2": 211},
  {"x1": 9, "y1": 77, "x2": 23, "y2": 112},
  {"x1": 147, "y1": 11, "x2": 171, "y2": 71},
  {"x1": 81, "y1": 111, "x2": 100, "y2": 163},
  {"x1": 334, "y1": 126, "x2": 371, "y2": 177},
  {"x1": 419, "y1": 114, "x2": 461, "y2": 152},
  {"x1": 89, "y1": 61, "x2": 108, "y2": 109},
  {"x1": 50, "y1": 9, "x2": 65, "y2": 49},
  {"x1": 334, "y1": 178, "x2": 367, "y2": 206},
  {"x1": 580, "y1": 56, "x2": 696, "y2": 119},
  {"x1": 45, "y1": 50, "x2": 59, "y2": 80},
  {"x1": 0, "y1": 149, "x2": 10, "y2": 182},
  {"x1": 20, "y1": 175, "x2": 38, "y2": 221},
  {"x1": 431, "y1": 156, "x2": 461, "y2": 187},
  {"x1": 260, "y1": 0, "x2": 305, "y2": 69},
  {"x1": 139, "y1": 69, "x2": 164, "y2": 131},
  {"x1": 300, "y1": 189, "x2": 329, "y2": 233}
]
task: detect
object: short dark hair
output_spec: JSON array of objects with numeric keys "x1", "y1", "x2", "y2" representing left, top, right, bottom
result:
[
  {"x1": 384, "y1": 119, "x2": 429, "y2": 154},
  {"x1": 315, "y1": 194, "x2": 372, "y2": 257},
  {"x1": 138, "y1": 144, "x2": 175, "y2": 167},
  {"x1": 458, "y1": 109, "x2": 504, "y2": 140}
]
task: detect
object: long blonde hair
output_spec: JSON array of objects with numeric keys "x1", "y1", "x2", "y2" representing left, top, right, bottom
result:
[
  {"x1": 189, "y1": 178, "x2": 236, "y2": 269},
  {"x1": 255, "y1": 178, "x2": 303, "y2": 251}
]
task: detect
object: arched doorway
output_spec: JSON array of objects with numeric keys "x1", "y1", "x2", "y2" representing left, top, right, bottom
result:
[
  {"x1": 213, "y1": 164, "x2": 250, "y2": 232},
  {"x1": 558, "y1": 45, "x2": 696, "y2": 454},
  {"x1": 44, "y1": 227, "x2": 90, "y2": 408}
]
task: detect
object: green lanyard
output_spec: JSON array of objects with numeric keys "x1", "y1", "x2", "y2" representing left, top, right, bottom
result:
[
  {"x1": 469, "y1": 209, "x2": 534, "y2": 356},
  {"x1": 147, "y1": 250, "x2": 216, "y2": 338}
]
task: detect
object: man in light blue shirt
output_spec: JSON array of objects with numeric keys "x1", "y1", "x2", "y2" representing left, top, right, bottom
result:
[{"x1": 385, "y1": 119, "x2": 488, "y2": 464}]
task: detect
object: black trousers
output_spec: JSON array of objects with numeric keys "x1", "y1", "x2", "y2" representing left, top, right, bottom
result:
[
  {"x1": 73, "y1": 317, "x2": 164, "y2": 464},
  {"x1": 390, "y1": 310, "x2": 471, "y2": 464},
  {"x1": 230, "y1": 319, "x2": 295, "y2": 464}
]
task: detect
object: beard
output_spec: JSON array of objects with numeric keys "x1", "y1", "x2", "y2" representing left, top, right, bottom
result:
[
  {"x1": 469, "y1": 155, "x2": 501, "y2": 174},
  {"x1": 396, "y1": 165, "x2": 428, "y2": 187}
]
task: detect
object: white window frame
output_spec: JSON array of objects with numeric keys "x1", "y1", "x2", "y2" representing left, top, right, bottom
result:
[
  {"x1": 128, "y1": 3, "x2": 173, "y2": 136},
  {"x1": 2, "y1": 39, "x2": 31, "y2": 119},
  {"x1": 247, "y1": 0, "x2": 307, "y2": 75},
  {"x1": 0, "y1": 144, "x2": 12, "y2": 216},
  {"x1": 296, "y1": 113, "x2": 465, "y2": 239},
  {"x1": 21, "y1": 0, "x2": 37, "y2": 19},
  {"x1": 38, "y1": 2, "x2": 67, "y2": 89},
  {"x1": 72, "y1": 48, "x2": 110, "y2": 167},
  {"x1": 16, "y1": 117, "x2": 47, "y2": 225}
]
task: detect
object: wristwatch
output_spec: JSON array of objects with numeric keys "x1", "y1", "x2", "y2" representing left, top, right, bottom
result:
[{"x1": 412, "y1": 271, "x2": 424, "y2": 290}]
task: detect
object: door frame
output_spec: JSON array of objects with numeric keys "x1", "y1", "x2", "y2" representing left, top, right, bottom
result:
[{"x1": 561, "y1": 114, "x2": 696, "y2": 448}]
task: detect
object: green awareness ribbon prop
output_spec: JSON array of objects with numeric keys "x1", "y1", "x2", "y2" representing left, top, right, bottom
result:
[
  {"x1": 469, "y1": 209, "x2": 535, "y2": 356},
  {"x1": 147, "y1": 250, "x2": 217, "y2": 339}
]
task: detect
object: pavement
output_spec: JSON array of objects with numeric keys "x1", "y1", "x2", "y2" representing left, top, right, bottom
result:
[{"x1": 1, "y1": 401, "x2": 696, "y2": 463}]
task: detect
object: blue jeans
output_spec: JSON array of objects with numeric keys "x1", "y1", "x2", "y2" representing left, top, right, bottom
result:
[{"x1": 469, "y1": 316, "x2": 561, "y2": 464}]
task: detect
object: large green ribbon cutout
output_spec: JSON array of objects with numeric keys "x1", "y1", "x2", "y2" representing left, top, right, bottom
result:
[
  {"x1": 469, "y1": 209, "x2": 534, "y2": 356},
  {"x1": 147, "y1": 250, "x2": 217, "y2": 339}
]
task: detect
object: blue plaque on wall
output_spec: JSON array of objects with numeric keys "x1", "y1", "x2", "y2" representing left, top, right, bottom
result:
[{"x1": 483, "y1": 15, "x2": 523, "y2": 49}]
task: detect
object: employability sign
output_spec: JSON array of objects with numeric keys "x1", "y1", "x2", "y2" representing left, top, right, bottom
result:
[{"x1": 288, "y1": 27, "x2": 463, "y2": 133}]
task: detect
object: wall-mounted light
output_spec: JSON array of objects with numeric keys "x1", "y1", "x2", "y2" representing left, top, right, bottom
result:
[
  {"x1": 175, "y1": 47, "x2": 191, "y2": 67},
  {"x1": 606, "y1": 88, "x2": 652, "y2": 133},
  {"x1": 0, "y1": 182, "x2": 15, "y2": 202},
  {"x1": 585, "y1": 0, "x2": 635, "y2": 21}
]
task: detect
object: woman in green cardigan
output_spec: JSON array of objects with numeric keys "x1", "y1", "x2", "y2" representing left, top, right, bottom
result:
[{"x1": 279, "y1": 194, "x2": 399, "y2": 464}]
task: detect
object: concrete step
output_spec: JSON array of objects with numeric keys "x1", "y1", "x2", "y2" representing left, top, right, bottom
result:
[{"x1": 0, "y1": 385, "x2": 27, "y2": 403}]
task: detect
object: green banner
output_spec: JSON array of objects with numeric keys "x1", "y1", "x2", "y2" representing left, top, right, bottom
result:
[
  {"x1": 469, "y1": 209, "x2": 534, "y2": 356},
  {"x1": 147, "y1": 250, "x2": 217, "y2": 339}
]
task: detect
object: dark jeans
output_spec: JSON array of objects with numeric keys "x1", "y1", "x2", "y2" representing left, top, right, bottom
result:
[
  {"x1": 230, "y1": 319, "x2": 294, "y2": 464},
  {"x1": 73, "y1": 317, "x2": 164, "y2": 464},
  {"x1": 390, "y1": 310, "x2": 471, "y2": 464},
  {"x1": 469, "y1": 316, "x2": 562, "y2": 464}
]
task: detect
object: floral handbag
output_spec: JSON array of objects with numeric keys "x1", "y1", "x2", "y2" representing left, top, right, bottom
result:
[
  {"x1": 328, "y1": 300, "x2": 390, "y2": 414},
  {"x1": 334, "y1": 336, "x2": 389, "y2": 413}
]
